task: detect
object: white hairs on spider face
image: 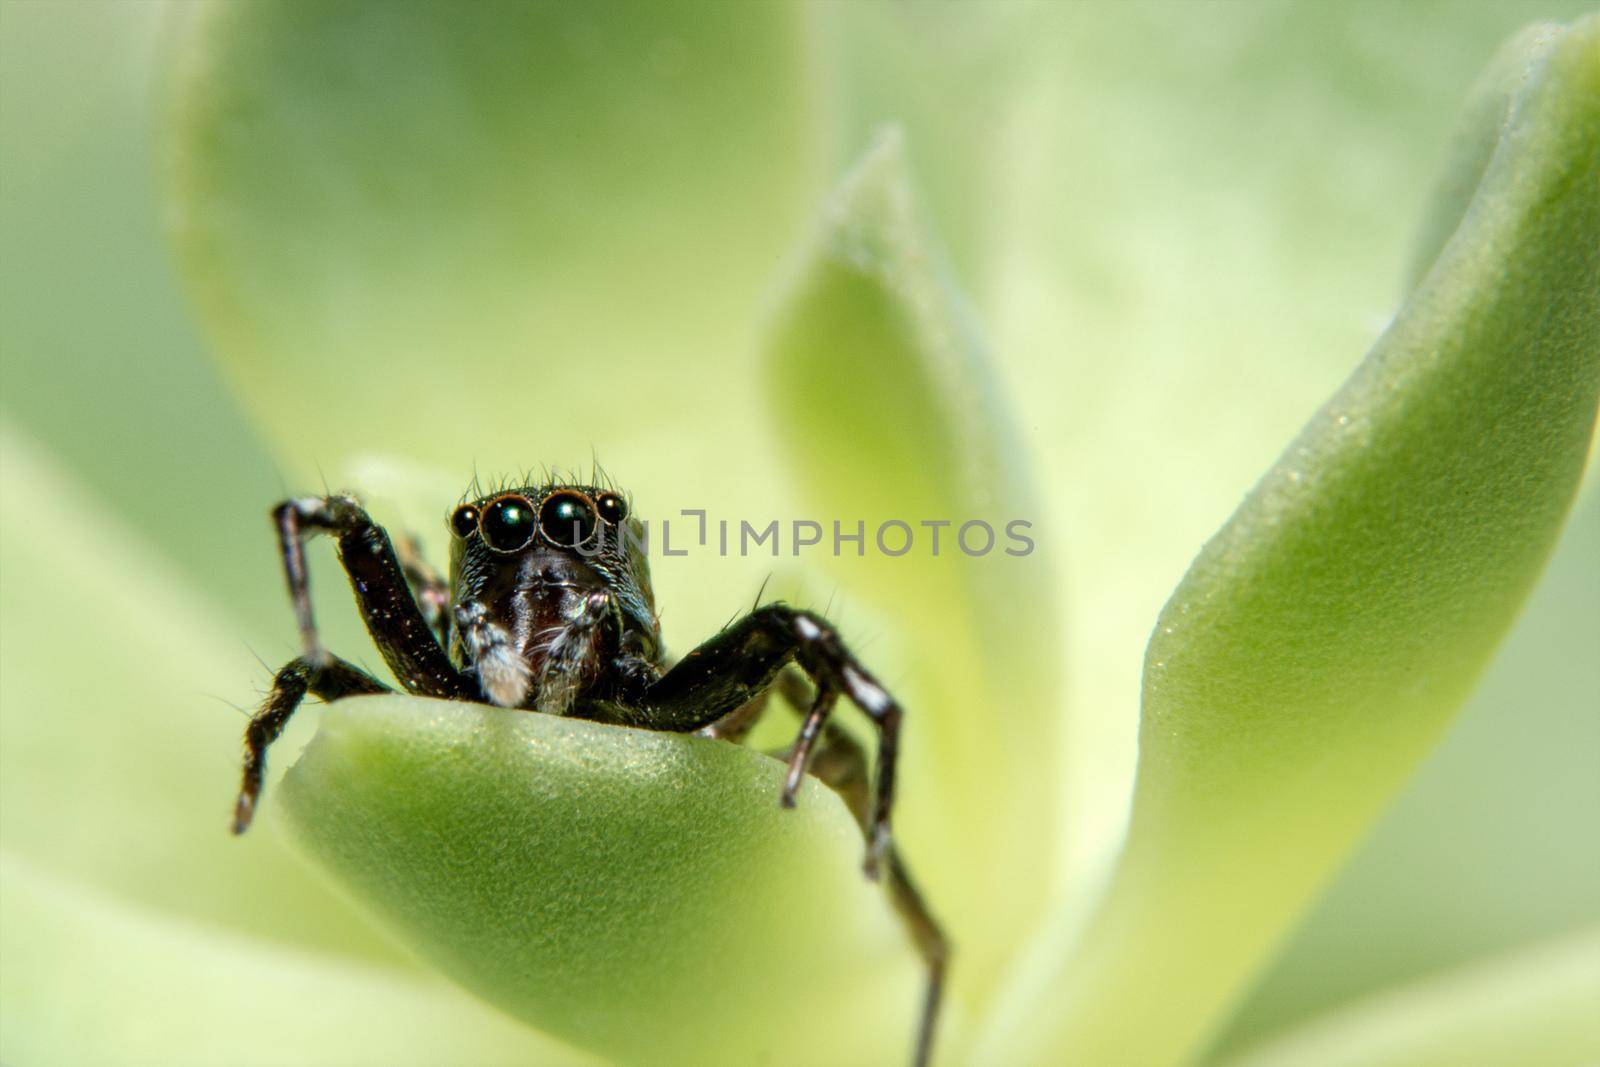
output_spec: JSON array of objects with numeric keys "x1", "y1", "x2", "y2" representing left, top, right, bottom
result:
[{"x1": 457, "y1": 601, "x2": 531, "y2": 708}]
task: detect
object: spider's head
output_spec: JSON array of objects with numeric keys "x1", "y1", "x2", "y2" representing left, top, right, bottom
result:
[{"x1": 445, "y1": 482, "x2": 658, "y2": 702}]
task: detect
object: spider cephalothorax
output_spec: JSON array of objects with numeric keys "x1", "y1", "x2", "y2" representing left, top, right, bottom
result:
[
  {"x1": 231, "y1": 477, "x2": 948, "y2": 1067},
  {"x1": 444, "y1": 484, "x2": 656, "y2": 713}
]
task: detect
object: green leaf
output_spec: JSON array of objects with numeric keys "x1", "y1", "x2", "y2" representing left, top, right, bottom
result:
[
  {"x1": 1211, "y1": 495, "x2": 1600, "y2": 1053},
  {"x1": 0, "y1": 850, "x2": 594, "y2": 1067},
  {"x1": 1217, "y1": 926, "x2": 1600, "y2": 1067},
  {"x1": 0, "y1": 0, "x2": 291, "y2": 633},
  {"x1": 763, "y1": 130, "x2": 1060, "y2": 994},
  {"x1": 977, "y1": 17, "x2": 1600, "y2": 1066},
  {"x1": 1404, "y1": 22, "x2": 1571, "y2": 293},
  {"x1": 166, "y1": 0, "x2": 822, "y2": 477},
  {"x1": 978, "y1": 3, "x2": 1593, "y2": 892},
  {"x1": 810, "y1": 4, "x2": 1037, "y2": 283},
  {"x1": 280, "y1": 695, "x2": 928, "y2": 1067},
  {"x1": 0, "y1": 424, "x2": 401, "y2": 964}
]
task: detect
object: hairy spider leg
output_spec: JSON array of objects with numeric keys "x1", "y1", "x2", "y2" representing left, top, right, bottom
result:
[
  {"x1": 235, "y1": 496, "x2": 475, "y2": 833},
  {"x1": 694, "y1": 670, "x2": 801, "y2": 743},
  {"x1": 697, "y1": 666, "x2": 947, "y2": 1067},
  {"x1": 272, "y1": 495, "x2": 471, "y2": 699},
  {"x1": 233, "y1": 655, "x2": 387, "y2": 834},
  {"x1": 629, "y1": 604, "x2": 905, "y2": 881}
]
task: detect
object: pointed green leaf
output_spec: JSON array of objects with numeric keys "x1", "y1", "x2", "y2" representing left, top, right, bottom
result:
[
  {"x1": 809, "y1": 4, "x2": 1036, "y2": 281},
  {"x1": 764, "y1": 130, "x2": 1060, "y2": 994},
  {"x1": 1218, "y1": 927, "x2": 1600, "y2": 1067},
  {"x1": 280, "y1": 695, "x2": 928, "y2": 1067},
  {"x1": 978, "y1": 4, "x2": 1588, "y2": 892},
  {"x1": 979, "y1": 17, "x2": 1600, "y2": 1066}
]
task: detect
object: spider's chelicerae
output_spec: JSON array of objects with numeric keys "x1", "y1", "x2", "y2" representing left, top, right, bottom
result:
[{"x1": 233, "y1": 477, "x2": 948, "y2": 1066}]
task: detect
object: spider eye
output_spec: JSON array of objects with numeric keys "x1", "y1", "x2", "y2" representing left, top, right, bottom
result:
[
  {"x1": 539, "y1": 492, "x2": 597, "y2": 547},
  {"x1": 596, "y1": 493, "x2": 627, "y2": 524},
  {"x1": 450, "y1": 505, "x2": 480, "y2": 539},
  {"x1": 481, "y1": 496, "x2": 536, "y2": 552}
]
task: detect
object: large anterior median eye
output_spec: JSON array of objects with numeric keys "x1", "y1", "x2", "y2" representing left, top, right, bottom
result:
[
  {"x1": 481, "y1": 496, "x2": 536, "y2": 552},
  {"x1": 539, "y1": 492, "x2": 597, "y2": 547}
]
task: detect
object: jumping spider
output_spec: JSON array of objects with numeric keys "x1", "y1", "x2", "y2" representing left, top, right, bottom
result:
[{"x1": 233, "y1": 478, "x2": 948, "y2": 1066}]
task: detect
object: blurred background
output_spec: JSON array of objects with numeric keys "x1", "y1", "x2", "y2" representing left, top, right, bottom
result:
[{"x1": 2, "y1": 2, "x2": 1595, "y2": 1064}]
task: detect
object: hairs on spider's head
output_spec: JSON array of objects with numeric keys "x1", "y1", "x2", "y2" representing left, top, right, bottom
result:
[{"x1": 457, "y1": 460, "x2": 623, "y2": 508}]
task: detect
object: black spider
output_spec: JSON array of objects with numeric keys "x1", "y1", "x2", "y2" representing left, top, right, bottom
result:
[{"x1": 233, "y1": 479, "x2": 948, "y2": 1066}]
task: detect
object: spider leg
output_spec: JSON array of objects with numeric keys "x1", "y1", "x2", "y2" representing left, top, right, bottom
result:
[
  {"x1": 793, "y1": 718, "x2": 948, "y2": 1067},
  {"x1": 610, "y1": 616, "x2": 944, "y2": 1065},
  {"x1": 272, "y1": 495, "x2": 471, "y2": 699},
  {"x1": 695, "y1": 690, "x2": 770, "y2": 742},
  {"x1": 393, "y1": 532, "x2": 451, "y2": 647},
  {"x1": 693, "y1": 665, "x2": 810, "y2": 743},
  {"x1": 233, "y1": 654, "x2": 388, "y2": 834},
  {"x1": 781, "y1": 684, "x2": 837, "y2": 805},
  {"x1": 638, "y1": 604, "x2": 906, "y2": 879},
  {"x1": 671, "y1": 658, "x2": 944, "y2": 1066}
]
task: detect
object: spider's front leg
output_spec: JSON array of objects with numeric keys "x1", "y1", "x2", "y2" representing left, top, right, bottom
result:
[
  {"x1": 235, "y1": 496, "x2": 474, "y2": 833},
  {"x1": 271, "y1": 495, "x2": 470, "y2": 698},
  {"x1": 639, "y1": 604, "x2": 906, "y2": 878},
  {"x1": 233, "y1": 654, "x2": 387, "y2": 833}
]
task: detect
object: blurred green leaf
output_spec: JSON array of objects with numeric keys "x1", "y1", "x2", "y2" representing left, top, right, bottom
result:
[
  {"x1": 978, "y1": 16, "x2": 1600, "y2": 1066},
  {"x1": 0, "y1": 0, "x2": 288, "y2": 630},
  {"x1": 811, "y1": 4, "x2": 1036, "y2": 284},
  {"x1": 1217, "y1": 926, "x2": 1600, "y2": 1067},
  {"x1": 281, "y1": 695, "x2": 927, "y2": 1067},
  {"x1": 0, "y1": 850, "x2": 594, "y2": 1067},
  {"x1": 167, "y1": 0, "x2": 822, "y2": 479},
  {"x1": 0, "y1": 424, "x2": 400, "y2": 963},
  {"x1": 764, "y1": 130, "x2": 1059, "y2": 996}
]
